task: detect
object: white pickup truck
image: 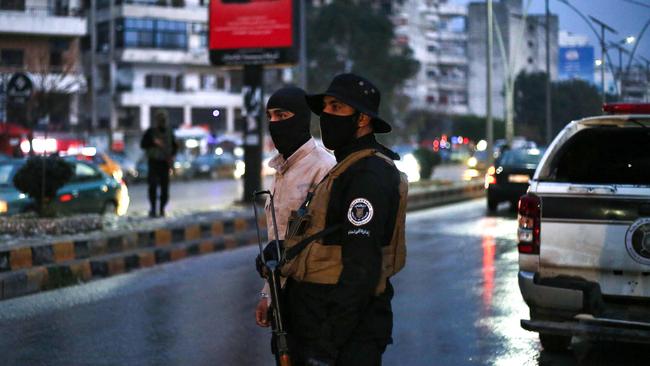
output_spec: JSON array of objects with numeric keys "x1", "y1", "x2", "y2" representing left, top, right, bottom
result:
[{"x1": 517, "y1": 103, "x2": 650, "y2": 351}]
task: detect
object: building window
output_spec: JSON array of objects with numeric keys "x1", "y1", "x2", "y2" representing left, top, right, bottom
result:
[
  {"x1": 527, "y1": 57, "x2": 534, "y2": 64},
  {"x1": 0, "y1": 0, "x2": 25, "y2": 11},
  {"x1": 145, "y1": 74, "x2": 173, "y2": 89},
  {"x1": 200, "y1": 73, "x2": 226, "y2": 90},
  {"x1": 527, "y1": 40, "x2": 534, "y2": 48},
  {"x1": 49, "y1": 39, "x2": 69, "y2": 69},
  {"x1": 97, "y1": 22, "x2": 110, "y2": 52},
  {"x1": 0, "y1": 49, "x2": 24, "y2": 67},
  {"x1": 191, "y1": 23, "x2": 207, "y2": 49},
  {"x1": 155, "y1": 20, "x2": 187, "y2": 49},
  {"x1": 117, "y1": 18, "x2": 187, "y2": 50}
]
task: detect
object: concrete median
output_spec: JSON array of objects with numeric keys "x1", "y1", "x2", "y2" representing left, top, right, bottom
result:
[{"x1": 0, "y1": 181, "x2": 484, "y2": 301}]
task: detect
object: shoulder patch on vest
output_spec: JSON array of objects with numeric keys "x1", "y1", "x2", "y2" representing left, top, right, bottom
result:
[{"x1": 347, "y1": 198, "x2": 374, "y2": 226}]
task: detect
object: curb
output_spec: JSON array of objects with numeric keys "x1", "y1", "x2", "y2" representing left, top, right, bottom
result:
[
  {"x1": 0, "y1": 181, "x2": 485, "y2": 301},
  {"x1": 0, "y1": 215, "x2": 266, "y2": 301},
  {"x1": 407, "y1": 181, "x2": 485, "y2": 211}
]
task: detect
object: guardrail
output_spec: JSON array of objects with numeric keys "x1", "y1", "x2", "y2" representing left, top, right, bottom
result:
[{"x1": 0, "y1": 181, "x2": 485, "y2": 301}]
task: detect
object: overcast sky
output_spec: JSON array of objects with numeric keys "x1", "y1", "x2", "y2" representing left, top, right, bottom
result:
[{"x1": 452, "y1": 0, "x2": 650, "y2": 66}]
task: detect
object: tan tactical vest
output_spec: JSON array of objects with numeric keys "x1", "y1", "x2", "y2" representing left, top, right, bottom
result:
[{"x1": 282, "y1": 148, "x2": 408, "y2": 295}]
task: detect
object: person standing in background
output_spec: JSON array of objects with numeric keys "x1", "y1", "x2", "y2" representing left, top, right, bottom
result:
[{"x1": 140, "y1": 110, "x2": 178, "y2": 218}]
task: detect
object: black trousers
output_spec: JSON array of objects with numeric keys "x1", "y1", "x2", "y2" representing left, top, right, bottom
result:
[
  {"x1": 147, "y1": 160, "x2": 170, "y2": 213},
  {"x1": 284, "y1": 336, "x2": 385, "y2": 366}
]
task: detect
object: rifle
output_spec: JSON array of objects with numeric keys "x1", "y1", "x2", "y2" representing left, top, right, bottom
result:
[{"x1": 253, "y1": 190, "x2": 292, "y2": 366}]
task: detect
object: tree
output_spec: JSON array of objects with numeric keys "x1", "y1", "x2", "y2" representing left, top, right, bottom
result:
[
  {"x1": 514, "y1": 72, "x2": 601, "y2": 143},
  {"x1": 552, "y1": 79, "x2": 601, "y2": 135},
  {"x1": 13, "y1": 156, "x2": 73, "y2": 217},
  {"x1": 450, "y1": 114, "x2": 506, "y2": 142},
  {"x1": 307, "y1": 0, "x2": 420, "y2": 126}
]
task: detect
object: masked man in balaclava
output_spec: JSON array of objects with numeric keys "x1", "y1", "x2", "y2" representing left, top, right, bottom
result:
[
  {"x1": 140, "y1": 109, "x2": 178, "y2": 217},
  {"x1": 254, "y1": 86, "x2": 336, "y2": 358},
  {"x1": 278, "y1": 74, "x2": 408, "y2": 366}
]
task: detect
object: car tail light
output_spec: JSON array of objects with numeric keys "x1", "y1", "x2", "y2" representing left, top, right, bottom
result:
[
  {"x1": 59, "y1": 193, "x2": 73, "y2": 202},
  {"x1": 484, "y1": 166, "x2": 496, "y2": 189},
  {"x1": 518, "y1": 193, "x2": 540, "y2": 254}
]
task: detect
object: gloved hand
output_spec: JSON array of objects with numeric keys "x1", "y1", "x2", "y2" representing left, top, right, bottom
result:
[
  {"x1": 255, "y1": 240, "x2": 284, "y2": 278},
  {"x1": 305, "y1": 357, "x2": 334, "y2": 366}
]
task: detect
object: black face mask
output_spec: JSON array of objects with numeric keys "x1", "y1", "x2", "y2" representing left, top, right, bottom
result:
[
  {"x1": 269, "y1": 117, "x2": 311, "y2": 159},
  {"x1": 266, "y1": 86, "x2": 312, "y2": 159},
  {"x1": 319, "y1": 112, "x2": 359, "y2": 151}
]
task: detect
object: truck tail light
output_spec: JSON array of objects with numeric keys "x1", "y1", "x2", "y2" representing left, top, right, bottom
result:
[
  {"x1": 518, "y1": 193, "x2": 540, "y2": 254},
  {"x1": 602, "y1": 103, "x2": 650, "y2": 114},
  {"x1": 484, "y1": 166, "x2": 496, "y2": 189}
]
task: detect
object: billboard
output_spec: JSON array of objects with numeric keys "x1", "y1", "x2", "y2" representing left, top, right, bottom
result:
[
  {"x1": 209, "y1": 0, "x2": 298, "y2": 66},
  {"x1": 558, "y1": 46, "x2": 594, "y2": 83}
]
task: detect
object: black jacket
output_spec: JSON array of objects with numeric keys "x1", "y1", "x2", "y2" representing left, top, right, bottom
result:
[
  {"x1": 140, "y1": 127, "x2": 178, "y2": 162},
  {"x1": 285, "y1": 133, "x2": 401, "y2": 360}
]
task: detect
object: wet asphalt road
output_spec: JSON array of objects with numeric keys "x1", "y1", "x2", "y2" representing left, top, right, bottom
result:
[{"x1": 1, "y1": 199, "x2": 648, "y2": 365}]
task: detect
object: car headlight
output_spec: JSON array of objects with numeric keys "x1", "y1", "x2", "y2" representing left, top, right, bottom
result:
[
  {"x1": 467, "y1": 157, "x2": 478, "y2": 168},
  {"x1": 0, "y1": 200, "x2": 7, "y2": 214},
  {"x1": 112, "y1": 169, "x2": 124, "y2": 182},
  {"x1": 234, "y1": 160, "x2": 246, "y2": 179}
]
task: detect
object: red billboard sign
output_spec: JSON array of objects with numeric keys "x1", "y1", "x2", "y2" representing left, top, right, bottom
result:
[{"x1": 209, "y1": 0, "x2": 298, "y2": 66}]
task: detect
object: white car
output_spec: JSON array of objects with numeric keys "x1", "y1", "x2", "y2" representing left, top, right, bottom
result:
[{"x1": 517, "y1": 103, "x2": 650, "y2": 351}]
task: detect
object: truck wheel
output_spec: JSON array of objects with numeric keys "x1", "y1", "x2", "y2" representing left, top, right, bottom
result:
[{"x1": 539, "y1": 333, "x2": 571, "y2": 352}]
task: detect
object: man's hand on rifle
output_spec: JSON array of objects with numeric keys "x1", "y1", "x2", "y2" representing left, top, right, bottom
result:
[
  {"x1": 255, "y1": 240, "x2": 284, "y2": 278},
  {"x1": 255, "y1": 298, "x2": 271, "y2": 327}
]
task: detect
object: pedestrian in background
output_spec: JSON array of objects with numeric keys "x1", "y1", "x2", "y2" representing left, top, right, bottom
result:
[
  {"x1": 280, "y1": 73, "x2": 408, "y2": 366},
  {"x1": 254, "y1": 86, "x2": 336, "y2": 361},
  {"x1": 140, "y1": 110, "x2": 178, "y2": 217}
]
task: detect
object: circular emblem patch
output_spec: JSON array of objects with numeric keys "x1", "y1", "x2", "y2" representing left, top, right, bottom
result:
[
  {"x1": 625, "y1": 218, "x2": 650, "y2": 265},
  {"x1": 347, "y1": 198, "x2": 373, "y2": 226}
]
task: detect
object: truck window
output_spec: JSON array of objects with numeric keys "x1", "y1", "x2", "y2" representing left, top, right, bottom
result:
[{"x1": 544, "y1": 128, "x2": 650, "y2": 185}]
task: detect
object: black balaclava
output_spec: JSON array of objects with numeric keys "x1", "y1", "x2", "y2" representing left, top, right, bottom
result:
[
  {"x1": 319, "y1": 111, "x2": 360, "y2": 151},
  {"x1": 267, "y1": 86, "x2": 312, "y2": 159}
]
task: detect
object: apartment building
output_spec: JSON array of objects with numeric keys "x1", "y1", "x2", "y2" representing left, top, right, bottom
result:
[
  {"x1": 393, "y1": 0, "x2": 469, "y2": 115},
  {"x1": 85, "y1": 0, "x2": 253, "y2": 153},
  {"x1": 0, "y1": 0, "x2": 87, "y2": 130},
  {"x1": 467, "y1": 0, "x2": 558, "y2": 118}
]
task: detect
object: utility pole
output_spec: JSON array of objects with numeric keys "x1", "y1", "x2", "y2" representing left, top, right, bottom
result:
[
  {"x1": 590, "y1": 16, "x2": 617, "y2": 104},
  {"x1": 545, "y1": 0, "x2": 552, "y2": 145},
  {"x1": 299, "y1": 0, "x2": 307, "y2": 89},
  {"x1": 89, "y1": 0, "x2": 97, "y2": 134},
  {"x1": 486, "y1": 0, "x2": 494, "y2": 166}
]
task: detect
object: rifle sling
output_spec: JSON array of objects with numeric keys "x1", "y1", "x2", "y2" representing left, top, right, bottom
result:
[{"x1": 283, "y1": 224, "x2": 341, "y2": 263}]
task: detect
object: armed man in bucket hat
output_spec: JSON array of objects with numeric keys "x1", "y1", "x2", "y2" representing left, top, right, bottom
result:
[{"x1": 277, "y1": 73, "x2": 408, "y2": 366}]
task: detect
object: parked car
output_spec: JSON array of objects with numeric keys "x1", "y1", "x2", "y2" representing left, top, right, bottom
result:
[
  {"x1": 106, "y1": 152, "x2": 139, "y2": 183},
  {"x1": 72, "y1": 151, "x2": 125, "y2": 183},
  {"x1": 0, "y1": 158, "x2": 129, "y2": 216},
  {"x1": 172, "y1": 154, "x2": 195, "y2": 180},
  {"x1": 484, "y1": 147, "x2": 545, "y2": 211},
  {"x1": 191, "y1": 152, "x2": 237, "y2": 179},
  {"x1": 517, "y1": 103, "x2": 650, "y2": 351}
]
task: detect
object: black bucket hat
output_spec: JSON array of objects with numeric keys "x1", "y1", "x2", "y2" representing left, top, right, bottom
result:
[{"x1": 306, "y1": 73, "x2": 391, "y2": 133}]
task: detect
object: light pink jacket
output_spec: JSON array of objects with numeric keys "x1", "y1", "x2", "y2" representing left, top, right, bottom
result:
[{"x1": 265, "y1": 138, "x2": 336, "y2": 241}]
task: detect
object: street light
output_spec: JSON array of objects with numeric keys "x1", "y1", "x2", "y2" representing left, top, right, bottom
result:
[
  {"x1": 589, "y1": 15, "x2": 617, "y2": 103},
  {"x1": 625, "y1": 36, "x2": 636, "y2": 44},
  {"x1": 555, "y1": 0, "x2": 620, "y2": 100}
]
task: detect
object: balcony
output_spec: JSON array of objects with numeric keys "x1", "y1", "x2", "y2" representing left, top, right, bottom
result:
[
  {"x1": 438, "y1": 3, "x2": 467, "y2": 17},
  {"x1": 96, "y1": 0, "x2": 207, "y2": 23},
  {"x1": 426, "y1": 31, "x2": 467, "y2": 42},
  {"x1": 117, "y1": 48, "x2": 210, "y2": 65},
  {"x1": 0, "y1": 6, "x2": 86, "y2": 36}
]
